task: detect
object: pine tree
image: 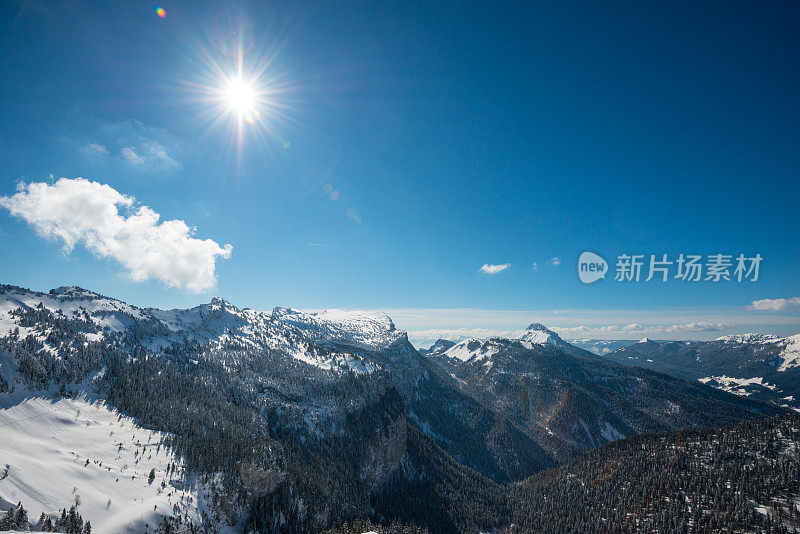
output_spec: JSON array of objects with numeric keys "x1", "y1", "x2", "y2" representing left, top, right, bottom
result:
[
  {"x1": 0, "y1": 509, "x2": 16, "y2": 530},
  {"x1": 14, "y1": 503, "x2": 27, "y2": 528}
]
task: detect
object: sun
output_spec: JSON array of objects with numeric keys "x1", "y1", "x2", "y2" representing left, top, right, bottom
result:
[
  {"x1": 182, "y1": 37, "x2": 290, "y2": 152},
  {"x1": 223, "y1": 75, "x2": 256, "y2": 115}
]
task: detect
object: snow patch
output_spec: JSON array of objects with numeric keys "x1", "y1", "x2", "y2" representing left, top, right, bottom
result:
[
  {"x1": 698, "y1": 375, "x2": 777, "y2": 397},
  {"x1": 598, "y1": 420, "x2": 625, "y2": 442}
]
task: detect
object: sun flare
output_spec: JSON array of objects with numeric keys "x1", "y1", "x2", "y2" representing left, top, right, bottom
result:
[
  {"x1": 223, "y1": 76, "x2": 256, "y2": 115},
  {"x1": 184, "y1": 40, "x2": 290, "y2": 150}
]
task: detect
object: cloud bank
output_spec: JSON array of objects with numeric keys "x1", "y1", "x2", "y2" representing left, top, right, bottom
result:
[
  {"x1": 479, "y1": 263, "x2": 510, "y2": 274},
  {"x1": 406, "y1": 327, "x2": 524, "y2": 344},
  {"x1": 551, "y1": 321, "x2": 733, "y2": 338},
  {"x1": 750, "y1": 297, "x2": 800, "y2": 312},
  {"x1": 0, "y1": 178, "x2": 232, "y2": 292}
]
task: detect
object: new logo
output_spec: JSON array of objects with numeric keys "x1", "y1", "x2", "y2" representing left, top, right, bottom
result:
[{"x1": 578, "y1": 252, "x2": 607, "y2": 284}]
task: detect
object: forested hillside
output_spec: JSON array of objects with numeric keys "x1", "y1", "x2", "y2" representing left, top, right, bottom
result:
[{"x1": 509, "y1": 413, "x2": 800, "y2": 533}]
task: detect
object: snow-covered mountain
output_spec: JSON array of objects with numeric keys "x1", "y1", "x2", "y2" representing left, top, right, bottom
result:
[
  {"x1": 516, "y1": 322, "x2": 600, "y2": 359},
  {"x1": 716, "y1": 333, "x2": 781, "y2": 344},
  {"x1": 0, "y1": 283, "x2": 793, "y2": 532},
  {"x1": 434, "y1": 337, "x2": 503, "y2": 363},
  {"x1": 0, "y1": 284, "x2": 561, "y2": 529},
  {"x1": 0, "y1": 284, "x2": 417, "y2": 531},
  {"x1": 601, "y1": 335, "x2": 800, "y2": 410},
  {"x1": 517, "y1": 322, "x2": 569, "y2": 349},
  {"x1": 421, "y1": 323, "x2": 595, "y2": 364},
  {"x1": 0, "y1": 284, "x2": 405, "y2": 377}
]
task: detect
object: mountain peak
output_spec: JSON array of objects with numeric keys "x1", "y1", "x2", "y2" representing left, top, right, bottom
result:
[
  {"x1": 209, "y1": 296, "x2": 233, "y2": 307},
  {"x1": 525, "y1": 322, "x2": 554, "y2": 333},
  {"x1": 272, "y1": 305, "x2": 299, "y2": 317},
  {"x1": 518, "y1": 323, "x2": 567, "y2": 348},
  {"x1": 49, "y1": 286, "x2": 104, "y2": 300}
]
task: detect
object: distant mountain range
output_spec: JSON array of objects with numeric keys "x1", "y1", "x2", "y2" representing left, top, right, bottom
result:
[
  {"x1": 566, "y1": 338, "x2": 640, "y2": 355},
  {"x1": 0, "y1": 284, "x2": 797, "y2": 533},
  {"x1": 420, "y1": 324, "x2": 781, "y2": 463},
  {"x1": 597, "y1": 334, "x2": 800, "y2": 410}
]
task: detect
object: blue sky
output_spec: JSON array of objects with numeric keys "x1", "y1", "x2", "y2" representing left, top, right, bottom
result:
[{"x1": 1, "y1": 1, "x2": 799, "y2": 344}]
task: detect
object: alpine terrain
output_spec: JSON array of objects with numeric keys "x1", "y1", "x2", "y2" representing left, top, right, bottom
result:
[{"x1": 0, "y1": 284, "x2": 796, "y2": 533}]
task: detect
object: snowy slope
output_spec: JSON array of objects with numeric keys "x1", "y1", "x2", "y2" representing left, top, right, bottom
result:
[
  {"x1": 0, "y1": 394, "x2": 235, "y2": 533},
  {"x1": 440, "y1": 338, "x2": 500, "y2": 362},
  {"x1": 773, "y1": 335, "x2": 800, "y2": 372},
  {"x1": 418, "y1": 339, "x2": 456, "y2": 357},
  {"x1": 698, "y1": 375, "x2": 778, "y2": 397}
]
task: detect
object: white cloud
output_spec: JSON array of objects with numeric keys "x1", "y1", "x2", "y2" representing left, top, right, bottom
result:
[
  {"x1": 479, "y1": 263, "x2": 510, "y2": 274},
  {"x1": 531, "y1": 262, "x2": 538, "y2": 271},
  {"x1": 0, "y1": 178, "x2": 232, "y2": 292},
  {"x1": 120, "y1": 141, "x2": 179, "y2": 170},
  {"x1": 120, "y1": 147, "x2": 144, "y2": 165},
  {"x1": 82, "y1": 143, "x2": 109, "y2": 157},
  {"x1": 749, "y1": 297, "x2": 800, "y2": 312},
  {"x1": 71, "y1": 119, "x2": 181, "y2": 173},
  {"x1": 549, "y1": 257, "x2": 561, "y2": 266}
]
